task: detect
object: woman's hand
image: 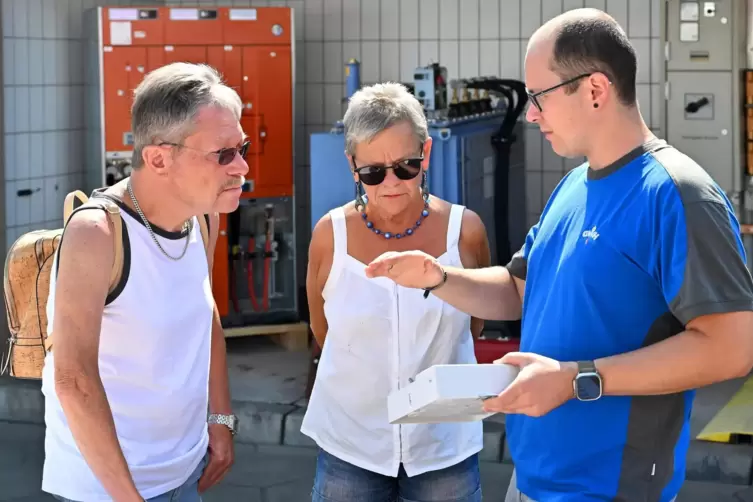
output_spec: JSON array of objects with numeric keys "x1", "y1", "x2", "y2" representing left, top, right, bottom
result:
[{"x1": 365, "y1": 250, "x2": 445, "y2": 289}]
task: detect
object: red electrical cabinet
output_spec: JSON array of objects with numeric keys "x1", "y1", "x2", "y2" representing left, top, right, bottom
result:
[{"x1": 85, "y1": 6, "x2": 299, "y2": 327}]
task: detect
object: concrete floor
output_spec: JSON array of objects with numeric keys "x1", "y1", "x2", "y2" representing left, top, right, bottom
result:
[{"x1": 225, "y1": 335, "x2": 310, "y2": 406}]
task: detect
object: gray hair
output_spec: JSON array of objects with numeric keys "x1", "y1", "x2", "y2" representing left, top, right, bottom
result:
[
  {"x1": 130, "y1": 62, "x2": 243, "y2": 168},
  {"x1": 342, "y1": 82, "x2": 428, "y2": 157}
]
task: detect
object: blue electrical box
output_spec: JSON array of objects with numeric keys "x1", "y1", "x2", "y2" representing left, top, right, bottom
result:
[{"x1": 309, "y1": 114, "x2": 527, "y2": 266}]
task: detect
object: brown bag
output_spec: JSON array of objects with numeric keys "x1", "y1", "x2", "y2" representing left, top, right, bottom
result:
[{"x1": 1, "y1": 190, "x2": 209, "y2": 380}]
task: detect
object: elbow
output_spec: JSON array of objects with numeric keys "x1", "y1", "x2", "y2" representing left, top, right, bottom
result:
[
  {"x1": 54, "y1": 367, "x2": 99, "y2": 405},
  {"x1": 732, "y1": 353, "x2": 753, "y2": 379}
]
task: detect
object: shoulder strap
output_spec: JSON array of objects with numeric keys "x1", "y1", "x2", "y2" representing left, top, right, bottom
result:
[
  {"x1": 329, "y1": 207, "x2": 347, "y2": 258},
  {"x1": 197, "y1": 213, "x2": 210, "y2": 258},
  {"x1": 446, "y1": 204, "x2": 464, "y2": 251},
  {"x1": 62, "y1": 190, "x2": 124, "y2": 294}
]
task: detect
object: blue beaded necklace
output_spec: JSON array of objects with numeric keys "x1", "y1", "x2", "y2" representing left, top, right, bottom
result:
[{"x1": 359, "y1": 196, "x2": 431, "y2": 239}]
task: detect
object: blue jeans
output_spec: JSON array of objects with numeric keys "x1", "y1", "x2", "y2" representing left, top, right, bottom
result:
[
  {"x1": 312, "y1": 449, "x2": 482, "y2": 502},
  {"x1": 54, "y1": 454, "x2": 207, "y2": 502}
]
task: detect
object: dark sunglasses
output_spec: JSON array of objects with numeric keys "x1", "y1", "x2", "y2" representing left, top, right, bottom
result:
[
  {"x1": 351, "y1": 147, "x2": 424, "y2": 186},
  {"x1": 159, "y1": 140, "x2": 251, "y2": 166}
]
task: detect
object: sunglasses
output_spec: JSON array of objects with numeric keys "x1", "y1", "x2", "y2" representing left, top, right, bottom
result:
[
  {"x1": 351, "y1": 147, "x2": 425, "y2": 186},
  {"x1": 159, "y1": 140, "x2": 251, "y2": 166}
]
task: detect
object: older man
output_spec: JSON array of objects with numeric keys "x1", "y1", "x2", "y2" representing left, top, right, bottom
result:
[
  {"x1": 41, "y1": 63, "x2": 248, "y2": 502},
  {"x1": 366, "y1": 9, "x2": 753, "y2": 502}
]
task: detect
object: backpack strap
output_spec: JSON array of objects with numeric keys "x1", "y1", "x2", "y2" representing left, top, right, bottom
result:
[
  {"x1": 61, "y1": 191, "x2": 125, "y2": 295},
  {"x1": 46, "y1": 193, "x2": 126, "y2": 353},
  {"x1": 197, "y1": 213, "x2": 210, "y2": 256}
]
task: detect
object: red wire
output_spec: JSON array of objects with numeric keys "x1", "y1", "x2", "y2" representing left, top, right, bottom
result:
[{"x1": 247, "y1": 237, "x2": 260, "y2": 312}]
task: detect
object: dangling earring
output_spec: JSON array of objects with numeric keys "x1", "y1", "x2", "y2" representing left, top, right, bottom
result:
[
  {"x1": 354, "y1": 181, "x2": 366, "y2": 211},
  {"x1": 421, "y1": 171, "x2": 430, "y2": 204}
]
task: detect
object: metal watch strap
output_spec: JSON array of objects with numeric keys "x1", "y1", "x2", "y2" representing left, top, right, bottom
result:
[
  {"x1": 208, "y1": 413, "x2": 237, "y2": 435},
  {"x1": 577, "y1": 360, "x2": 597, "y2": 374}
]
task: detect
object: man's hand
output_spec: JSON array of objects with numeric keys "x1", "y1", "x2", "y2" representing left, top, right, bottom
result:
[
  {"x1": 198, "y1": 424, "x2": 234, "y2": 493},
  {"x1": 482, "y1": 353, "x2": 577, "y2": 417},
  {"x1": 365, "y1": 250, "x2": 444, "y2": 289}
]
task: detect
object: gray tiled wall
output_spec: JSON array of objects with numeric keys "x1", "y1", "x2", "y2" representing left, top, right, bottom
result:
[{"x1": 1, "y1": 0, "x2": 663, "y2": 247}]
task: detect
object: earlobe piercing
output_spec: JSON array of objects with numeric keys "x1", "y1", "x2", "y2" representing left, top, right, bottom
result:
[{"x1": 593, "y1": 103, "x2": 599, "y2": 108}]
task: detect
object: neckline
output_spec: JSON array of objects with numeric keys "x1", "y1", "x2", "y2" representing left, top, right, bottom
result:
[
  {"x1": 92, "y1": 190, "x2": 191, "y2": 241},
  {"x1": 586, "y1": 138, "x2": 668, "y2": 181}
]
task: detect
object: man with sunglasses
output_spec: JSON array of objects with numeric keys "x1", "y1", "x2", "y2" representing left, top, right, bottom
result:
[
  {"x1": 366, "y1": 8, "x2": 753, "y2": 502},
  {"x1": 40, "y1": 62, "x2": 247, "y2": 502},
  {"x1": 301, "y1": 82, "x2": 492, "y2": 501}
]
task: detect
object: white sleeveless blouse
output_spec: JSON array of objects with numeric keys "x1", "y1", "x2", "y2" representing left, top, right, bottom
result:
[{"x1": 300, "y1": 203, "x2": 482, "y2": 477}]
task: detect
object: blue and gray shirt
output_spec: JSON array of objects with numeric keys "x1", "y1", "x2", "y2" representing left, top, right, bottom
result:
[{"x1": 506, "y1": 138, "x2": 753, "y2": 501}]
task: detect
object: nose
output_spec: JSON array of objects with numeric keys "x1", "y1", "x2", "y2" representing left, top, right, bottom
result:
[
  {"x1": 525, "y1": 101, "x2": 540, "y2": 123},
  {"x1": 229, "y1": 152, "x2": 250, "y2": 177},
  {"x1": 382, "y1": 166, "x2": 401, "y2": 185}
]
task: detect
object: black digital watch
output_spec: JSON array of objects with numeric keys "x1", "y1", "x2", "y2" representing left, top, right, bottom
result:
[{"x1": 573, "y1": 360, "x2": 603, "y2": 401}]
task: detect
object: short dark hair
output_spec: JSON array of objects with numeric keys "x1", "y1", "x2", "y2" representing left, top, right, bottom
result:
[{"x1": 549, "y1": 16, "x2": 637, "y2": 106}]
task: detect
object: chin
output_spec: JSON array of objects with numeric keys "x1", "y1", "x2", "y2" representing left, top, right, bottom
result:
[
  {"x1": 213, "y1": 189, "x2": 243, "y2": 213},
  {"x1": 375, "y1": 197, "x2": 410, "y2": 215}
]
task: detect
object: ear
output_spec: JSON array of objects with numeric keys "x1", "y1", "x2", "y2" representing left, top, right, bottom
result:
[
  {"x1": 421, "y1": 137, "x2": 433, "y2": 172},
  {"x1": 588, "y1": 72, "x2": 611, "y2": 108},
  {"x1": 345, "y1": 151, "x2": 358, "y2": 183},
  {"x1": 142, "y1": 144, "x2": 171, "y2": 177}
]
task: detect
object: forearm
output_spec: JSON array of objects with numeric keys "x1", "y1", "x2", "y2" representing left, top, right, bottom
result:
[
  {"x1": 57, "y1": 377, "x2": 141, "y2": 502},
  {"x1": 433, "y1": 265, "x2": 522, "y2": 321},
  {"x1": 596, "y1": 328, "x2": 751, "y2": 396},
  {"x1": 209, "y1": 307, "x2": 232, "y2": 414}
]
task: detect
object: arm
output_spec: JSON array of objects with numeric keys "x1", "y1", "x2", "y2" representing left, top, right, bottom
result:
[
  {"x1": 429, "y1": 220, "x2": 533, "y2": 321},
  {"x1": 198, "y1": 213, "x2": 235, "y2": 494},
  {"x1": 206, "y1": 213, "x2": 231, "y2": 415},
  {"x1": 52, "y1": 210, "x2": 142, "y2": 502},
  {"x1": 594, "y1": 199, "x2": 753, "y2": 395},
  {"x1": 457, "y1": 209, "x2": 493, "y2": 337},
  {"x1": 306, "y1": 215, "x2": 334, "y2": 348}
]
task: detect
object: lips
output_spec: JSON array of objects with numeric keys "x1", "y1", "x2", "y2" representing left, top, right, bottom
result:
[{"x1": 225, "y1": 176, "x2": 246, "y2": 190}]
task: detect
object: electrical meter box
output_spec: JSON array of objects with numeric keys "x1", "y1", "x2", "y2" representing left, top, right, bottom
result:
[
  {"x1": 664, "y1": 0, "x2": 747, "y2": 203},
  {"x1": 666, "y1": 0, "x2": 734, "y2": 71},
  {"x1": 84, "y1": 6, "x2": 299, "y2": 326}
]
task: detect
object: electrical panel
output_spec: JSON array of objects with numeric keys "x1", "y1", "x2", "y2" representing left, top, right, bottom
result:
[
  {"x1": 84, "y1": 6, "x2": 298, "y2": 326},
  {"x1": 663, "y1": 0, "x2": 747, "y2": 209},
  {"x1": 666, "y1": 0, "x2": 734, "y2": 71}
]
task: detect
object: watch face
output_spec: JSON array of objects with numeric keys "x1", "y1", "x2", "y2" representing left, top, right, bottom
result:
[{"x1": 576, "y1": 374, "x2": 602, "y2": 401}]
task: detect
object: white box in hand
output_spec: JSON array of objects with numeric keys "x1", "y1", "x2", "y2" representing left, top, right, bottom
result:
[{"x1": 387, "y1": 363, "x2": 520, "y2": 424}]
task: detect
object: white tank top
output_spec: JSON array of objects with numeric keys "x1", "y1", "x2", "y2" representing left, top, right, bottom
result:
[
  {"x1": 40, "y1": 196, "x2": 213, "y2": 501},
  {"x1": 300, "y1": 204, "x2": 483, "y2": 477}
]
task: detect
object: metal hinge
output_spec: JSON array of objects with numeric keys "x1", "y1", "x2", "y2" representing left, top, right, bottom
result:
[
  {"x1": 664, "y1": 81, "x2": 671, "y2": 100},
  {"x1": 665, "y1": 41, "x2": 670, "y2": 62}
]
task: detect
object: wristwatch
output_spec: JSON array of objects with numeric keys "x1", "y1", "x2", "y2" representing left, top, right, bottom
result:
[
  {"x1": 573, "y1": 361, "x2": 603, "y2": 402},
  {"x1": 208, "y1": 413, "x2": 239, "y2": 435}
]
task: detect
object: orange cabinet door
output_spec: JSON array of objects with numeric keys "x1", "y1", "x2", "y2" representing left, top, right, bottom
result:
[
  {"x1": 103, "y1": 47, "x2": 148, "y2": 152},
  {"x1": 207, "y1": 45, "x2": 242, "y2": 96},
  {"x1": 241, "y1": 46, "x2": 293, "y2": 198}
]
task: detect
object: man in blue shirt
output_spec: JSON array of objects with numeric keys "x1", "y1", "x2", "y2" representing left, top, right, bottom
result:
[{"x1": 365, "y1": 8, "x2": 753, "y2": 502}]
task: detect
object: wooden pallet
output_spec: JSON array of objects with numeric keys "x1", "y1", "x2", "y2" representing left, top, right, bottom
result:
[{"x1": 223, "y1": 321, "x2": 310, "y2": 351}]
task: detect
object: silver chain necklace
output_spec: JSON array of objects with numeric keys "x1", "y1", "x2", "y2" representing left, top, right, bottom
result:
[{"x1": 127, "y1": 178, "x2": 190, "y2": 261}]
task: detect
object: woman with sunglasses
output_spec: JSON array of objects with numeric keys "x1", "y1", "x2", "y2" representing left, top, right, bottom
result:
[{"x1": 300, "y1": 82, "x2": 491, "y2": 502}]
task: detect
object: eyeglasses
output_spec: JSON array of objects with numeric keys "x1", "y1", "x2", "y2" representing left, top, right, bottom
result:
[
  {"x1": 527, "y1": 73, "x2": 593, "y2": 112},
  {"x1": 159, "y1": 140, "x2": 251, "y2": 166},
  {"x1": 351, "y1": 147, "x2": 425, "y2": 186}
]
